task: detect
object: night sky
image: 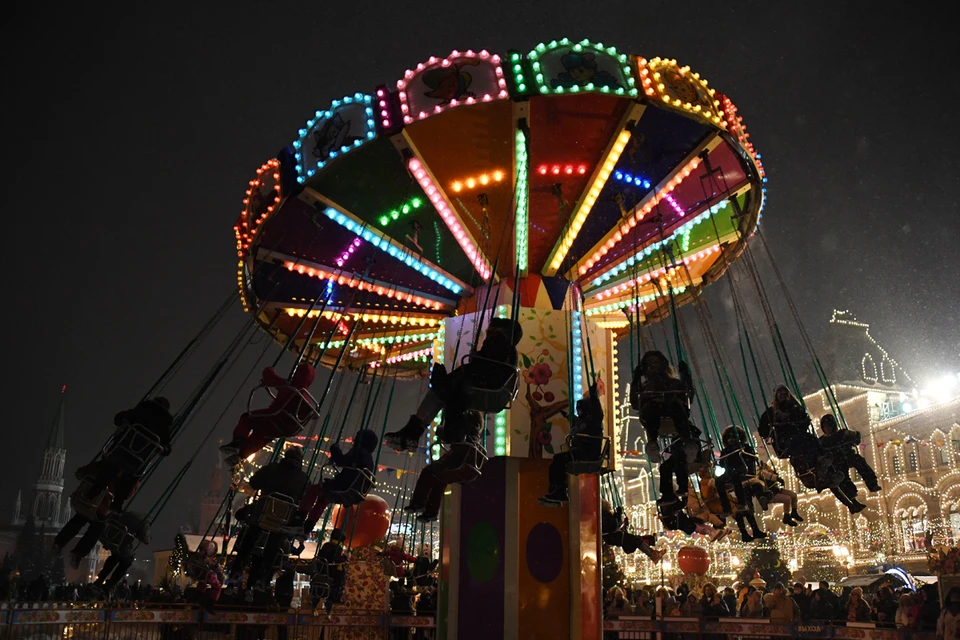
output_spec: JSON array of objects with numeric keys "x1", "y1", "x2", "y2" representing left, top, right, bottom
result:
[{"x1": 2, "y1": 2, "x2": 957, "y2": 548}]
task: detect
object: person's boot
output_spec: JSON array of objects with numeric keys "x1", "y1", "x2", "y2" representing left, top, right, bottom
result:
[
  {"x1": 645, "y1": 546, "x2": 666, "y2": 564},
  {"x1": 385, "y1": 416, "x2": 425, "y2": 452},
  {"x1": 849, "y1": 500, "x2": 866, "y2": 514},
  {"x1": 537, "y1": 488, "x2": 569, "y2": 507},
  {"x1": 790, "y1": 510, "x2": 803, "y2": 522}
]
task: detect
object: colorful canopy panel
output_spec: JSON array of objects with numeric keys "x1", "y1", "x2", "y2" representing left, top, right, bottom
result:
[{"x1": 232, "y1": 38, "x2": 767, "y2": 372}]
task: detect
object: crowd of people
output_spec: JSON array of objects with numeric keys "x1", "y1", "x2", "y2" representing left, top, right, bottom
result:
[{"x1": 603, "y1": 580, "x2": 954, "y2": 632}]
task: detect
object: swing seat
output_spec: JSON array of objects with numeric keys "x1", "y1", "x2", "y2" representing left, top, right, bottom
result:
[
  {"x1": 565, "y1": 434, "x2": 611, "y2": 475},
  {"x1": 100, "y1": 518, "x2": 135, "y2": 554},
  {"x1": 184, "y1": 554, "x2": 214, "y2": 582},
  {"x1": 459, "y1": 354, "x2": 520, "y2": 413},
  {"x1": 326, "y1": 468, "x2": 377, "y2": 506},
  {"x1": 381, "y1": 556, "x2": 398, "y2": 577},
  {"x1": 256, "y1": 493, "x2": 298, "y2": 533},
  {"x1": 247, "y1": 384, "x2": 321, "y2": 432},
  {"x1": 434, "y1": 442, "x2": 487, "y2": 484},
  {"x1": 69, "y1": 480, "x2": 111, "y2": 522},
  {"x1": 685, "y1": 442, "x2": 714, "y2": 473},
  {"x1": 659, "y1": 417, "x2": 679, "y2": 437},
  {"x1": 103, "y1": 422, "x2": 165, "y2": 476}
]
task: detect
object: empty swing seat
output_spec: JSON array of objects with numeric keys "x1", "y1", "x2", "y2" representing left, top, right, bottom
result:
[
  {"x1": 256, "y1": 493, "x2": 298, "y2": 533},
  {"x1": 565, "y1": 434, "x2": 611, "y2": 475},
  {"x1": 103, "y1": 423, "x2": 165, "y2": 476},
  {"x1": 326, "y1": 468, "x2": 376, "y2": 506},
  {"x1": 459, "y1": 354, "x2": 520, "y2": 414},
  {"x1": 70, "y1": 479, "x2": 111, "y2": 521},
  {"x1": 310, "y1": 559, "x2": 334, "y2": 599},
  {"x1": 434, "y1": 442, "x2": 488, "y2": 484}
]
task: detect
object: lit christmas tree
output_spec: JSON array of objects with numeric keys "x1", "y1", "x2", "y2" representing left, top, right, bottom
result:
[{"x1": 169, "y1": 533, "x2": 189, "y2": 572}]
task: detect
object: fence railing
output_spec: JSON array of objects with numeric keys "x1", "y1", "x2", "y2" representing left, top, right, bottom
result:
[
  {"x1": 605, "y1": 616, "x2": 938, "y2": 639},
  {"x1": 0, "y1": 604, "x2": 436, "y2": 639}
]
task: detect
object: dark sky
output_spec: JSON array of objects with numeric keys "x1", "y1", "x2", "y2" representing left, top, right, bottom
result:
[{"x1": 2, "y1": 2, "x2": 958, "y2": 546}]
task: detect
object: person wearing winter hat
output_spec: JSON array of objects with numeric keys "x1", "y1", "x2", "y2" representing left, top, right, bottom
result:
[
  {"x1": 298, "y1": 429, "x2": 380, "y2": 534},
  {"x1": 386, "y1": 318, "x2": 522, "y2": 452},
  {"x1": 84, "y1": 396, "x2": 173, "y2": 512},
  {"x1": 229, "y1": 445, "x2": 308, "y2": 586}
]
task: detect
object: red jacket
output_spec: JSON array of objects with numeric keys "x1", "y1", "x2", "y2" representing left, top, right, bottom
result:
[
  {"x1": 260, "y1": 363, "x2": 317, "y2": 423},
  {"x1": 383, "y1": 546, "x2": 416, "y2": 576}
]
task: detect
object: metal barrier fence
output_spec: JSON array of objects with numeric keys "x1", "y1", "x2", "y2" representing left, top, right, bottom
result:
[
  {"x1": 0, "y1": 608, "x2": 941, "y2": 639},
  {"x1": 604, "y1": 616, "x2": 939, "y2": 639},
  {"x1": 0, "y1": 605, "x2": 436, "y2": 640}
]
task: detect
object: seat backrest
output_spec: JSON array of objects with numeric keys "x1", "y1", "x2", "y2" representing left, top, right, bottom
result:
[{"x1": 259, "y1": 493, "x2": 296, "y2": 529}]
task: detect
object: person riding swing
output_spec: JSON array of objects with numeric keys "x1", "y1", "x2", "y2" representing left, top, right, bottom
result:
[{"x1": 385, "y1": 318, "x2": 521, "y2": 452}]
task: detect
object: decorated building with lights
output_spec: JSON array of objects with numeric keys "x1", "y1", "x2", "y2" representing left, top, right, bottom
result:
[{"x1": 612, "y1": 310, "x2": 960, "y2": 585}]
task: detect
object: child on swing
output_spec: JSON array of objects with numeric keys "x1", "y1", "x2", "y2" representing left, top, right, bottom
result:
[
  {"x1": 757, "y1": 459, "x2": 803, "y2": 526},
  {"x1": 601, "y1": 499, "x2": 666, "y2": 564},
  {"x1": 716, "y1": 426, "x2": 765, "y2": 514},
  {"x1": 385, "y1": 317, "x2": 522, "y2": 452},
  {"x1": 404, "y1": 410, "x2": 483, "y2": 522},
  {"x1": 220, "y1": 362, "x2": 317, "y2": 464},
  {"x1": 631, "y1": 351, "x2": 695, "y2": 462},
  {"x1": 186, "y1": 538, "x2": 225, "y2": 613},
  {"x1": 297, "y1": 429, "x2": 379, "y2": 535},
  {"x1": 538, "y1": 384, "x2": 604, "y2": 506}
]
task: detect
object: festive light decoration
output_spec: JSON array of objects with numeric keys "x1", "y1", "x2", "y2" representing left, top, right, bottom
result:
[
  {"x1": 578, "y1": 155, "x2": 704, "y2": 275},
  {"x1": 234, "y1": 160, "x2": 282, "y2": 312},
  {"x1": 377, "y1": 197, "x2": 424, "y2": 227},
  {"x1": 596, "y1": 319, "x2": 630, "y2": 330},
  {"x1": 664, "y1": 193, "x2": 685, "y2": 218},
  {"x1": 430, "y1": 323, "x2": 446, "y2": 461},
  {"x1": 396, "y1": 50, "x2": 508, "y2": 124},
  {"x1": 408, "y1": 157, "x2": 492, "y2": 280},
  {"x1": 321, "y1": 206, "x2": 464, "y2": 295},
  {"x1": 450, "y1": 170, "x2": 505, "y2": 193},
  {"x1": 536, "y1": 164, "x2": 588, "y2": 176},
  {"x1": 613, "y1": 170, "x2": 651, "y2": 189},
  {"x1": 584, "y1": 285, "x2": 686, "y2": 316},
  {"x1": 588, "y1": 200, "x2": 730, "y2": 288},
  {"x1": 336, "y1": 237, "x2": 362, "y2": 268},
  {"x1": 591, "y1": 243, "x2": 721, "y2": 301},
  {"x1": 572, "y1": 309, "x2": 584, "y2": 401},
  {"x1": 720, "y1": 94, "x2": 766, "y2": 182},
  {"x1": 385, "y1": 347, "x2": 432, "y2": 365},
  {"x1": 234, "y1": 160, "x2": 282, "y2": 257},
  {"x1": 527, "y1": 38, "x2": 637, "y2": 97},
  {"x1": 357, "y1": 332, "x2": 438, "y2": 346},
  {"x1": 515, "y1": 130, "x2": 529, "y2": 272},
  {"x1": 638, "y1": 57, "x2": 724, "y2": 127},
  {"x1": 282, "y1": 260, "x2": 445, "y2": 311},
  {"x1": 508, "y1": 51, "x2": 529, "y2": 94},
  {"x1": 547, "y1": 128, "x2": 633, "y2": 274},
  {"x1": 493, "y1": 304, "x2": 509, "y2": 456},
  {"x1": 281, "y1": 308, "x2": 441, "y2": 329},
  {"x1": 293, "y1": 93, "x2": 376, "y2": 183}
]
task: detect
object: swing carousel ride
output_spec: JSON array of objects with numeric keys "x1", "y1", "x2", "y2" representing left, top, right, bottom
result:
[{"x1": 230, "y1": 37, "x2": 769, "y2": 638}]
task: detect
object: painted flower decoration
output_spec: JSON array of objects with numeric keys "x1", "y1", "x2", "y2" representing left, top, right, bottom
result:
[
  {"x1": 596, "y1": 377, "x2": 606, "y2": 397},
  {"x1": 530, "y1": 363, "x2": 553, "y2": 385},
  {"x1": 537, "y1": 430, "x2": 552, "y2": 445},
  {"x1": 522, "y1": 368, "x2": 535, "y2": 384}
]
